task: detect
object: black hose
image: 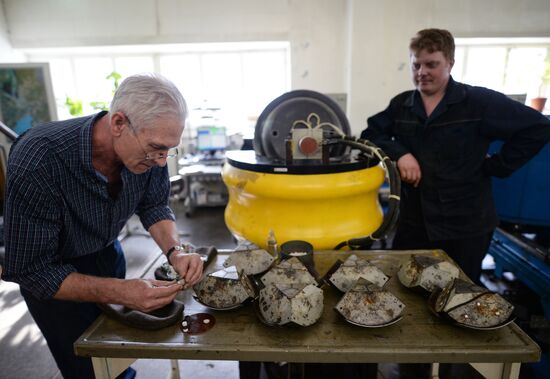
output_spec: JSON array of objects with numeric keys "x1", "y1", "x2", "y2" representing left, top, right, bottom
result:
[{"x1": 332, "y1": 136, "x2": 401, "y2": 250}]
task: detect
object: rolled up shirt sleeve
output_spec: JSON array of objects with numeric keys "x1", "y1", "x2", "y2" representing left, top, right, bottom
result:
[{"x1": 3, "y1": 167, "x2": 76, "y2": 300}]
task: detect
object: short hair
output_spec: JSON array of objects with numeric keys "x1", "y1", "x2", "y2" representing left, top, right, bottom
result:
[
  {"x1": 110, "y1": 73, "x2": 187, "y2": 131},
  {"x1": 409, "y1": 28, "x2": 455, "y2": 63}
]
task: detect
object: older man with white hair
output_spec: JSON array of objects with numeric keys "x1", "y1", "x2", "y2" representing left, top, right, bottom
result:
[{"x1": 2, "y1": 73, "x2": 203, "y2": 378}]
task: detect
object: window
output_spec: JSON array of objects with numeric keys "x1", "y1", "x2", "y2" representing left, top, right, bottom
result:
[
  {"x1": 22, "y1": 42, "x2": 291, "y2": 139},
  {"x1": 453, "y1": 38, "x2": 550, "y2": 113}
]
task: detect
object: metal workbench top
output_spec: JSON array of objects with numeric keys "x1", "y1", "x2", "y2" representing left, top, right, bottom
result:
[{"x1": 75, "y1": 249, "x2": 540, "y2": 364}]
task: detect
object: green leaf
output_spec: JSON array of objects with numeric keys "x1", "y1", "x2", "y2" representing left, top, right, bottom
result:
[
  {"x1": 65, "y1": 96, "x2": 83, "y2": 116},
  {"x1": 89, "y1": 101, "x2": 109, "y2": 111},
  {"x1": 106, "y1": 71, "x2": 122, "y2": 91}
]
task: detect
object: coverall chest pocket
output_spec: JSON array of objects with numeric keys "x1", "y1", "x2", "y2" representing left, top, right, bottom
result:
[
  {"x1": 435, "y1": 122, "x2": 478, "y2": 161},
  {"x1": 393, "y1": 121, "x2": 419, "y2": 138}
]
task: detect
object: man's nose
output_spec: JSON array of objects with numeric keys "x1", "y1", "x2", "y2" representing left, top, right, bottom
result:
[{"x1": 152, "y1": 156, "x2": 168, "y2": 167}]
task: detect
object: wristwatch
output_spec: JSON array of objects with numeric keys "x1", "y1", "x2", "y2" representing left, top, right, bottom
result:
[{"x1": 166, "y1": 245, "x2": 185, "y2": 264}]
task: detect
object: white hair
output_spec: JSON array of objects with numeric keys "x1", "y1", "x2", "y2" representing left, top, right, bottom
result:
[{"x1": 110, "y1": 73, "x2": 187, "y2": 131}]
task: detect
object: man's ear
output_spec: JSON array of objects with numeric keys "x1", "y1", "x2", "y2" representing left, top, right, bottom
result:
[{"x1": 110, "y1": 112, "x2": 127, "y2": 137}]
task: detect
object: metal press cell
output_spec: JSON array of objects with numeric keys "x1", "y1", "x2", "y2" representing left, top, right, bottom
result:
[{"x1": 222, "y1": 153, "x2": 385, "y2": 250}]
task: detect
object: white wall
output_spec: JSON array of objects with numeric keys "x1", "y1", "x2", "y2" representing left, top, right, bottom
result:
[
  {"x1": 347, "y1": 0, "x2": 550, "y2": 133},
  {"x1": 2, "y1": 0, "x2": 550, "y2": 134},
  {"x1": 2, "y1": 0, "x2": 348, "y2": 92},
  {"x1": 287, "y1": 0, "x2": 348, "y2": 93},
  {"x1": 1, "y1": 0, "x2": 349, "y2": 121},
  {"x1": 0, "y1": 2, "x2": 24, "y2": 62}
]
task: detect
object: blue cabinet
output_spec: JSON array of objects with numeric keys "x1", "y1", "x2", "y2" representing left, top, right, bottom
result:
[{"x1": 490, "y1": 138, "x2": 550, "y2": 227}]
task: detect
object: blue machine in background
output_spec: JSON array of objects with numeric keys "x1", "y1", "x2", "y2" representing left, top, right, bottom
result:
[
  {"x1": 491, "y1": 141, "x2": 550, "y2": 229},
  {"x1": 488, "y1": 121, "x2": 550, "y2": 377},
  {"x1": 489, "y1": 137, "x2": 550, "y2": 315}
]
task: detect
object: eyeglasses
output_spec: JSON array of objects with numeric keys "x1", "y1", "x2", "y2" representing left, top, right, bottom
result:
[{"x1": 124, "y1": 114, "x2": 179, "y2": 160}]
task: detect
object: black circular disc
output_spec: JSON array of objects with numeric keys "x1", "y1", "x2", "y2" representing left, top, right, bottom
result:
[{"x1": 254, "y1": 90, "x2": 351, "y2": 161}]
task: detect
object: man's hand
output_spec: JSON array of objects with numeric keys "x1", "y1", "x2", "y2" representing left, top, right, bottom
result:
[
  {"x1": 121, "y1": 279, "x2": 183, "y2": 313},
  {"x1": 54, "y1": 273, "x2": 183, "y2": 313},
  {"x1": 147, "y1": 220, "x2": 204, "y2": 288},
  {"x1": 397, "y1": 153, "x2": 422, "y2": 187},
  {"x1": 170, "y1": 252, "x2": 203, "y2": 288}
]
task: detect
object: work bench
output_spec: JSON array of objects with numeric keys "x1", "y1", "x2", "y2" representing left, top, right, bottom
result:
[{"x1": 75, "y1": 249, "x2": 540, "y2": 379}]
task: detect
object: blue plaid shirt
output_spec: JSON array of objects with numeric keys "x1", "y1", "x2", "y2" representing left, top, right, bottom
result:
[{"x1": 2, "y1": 111, "x2": 175, "y2": 299}]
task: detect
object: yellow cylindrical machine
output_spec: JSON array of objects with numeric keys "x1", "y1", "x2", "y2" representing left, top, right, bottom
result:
[{"x1": 222, "y1": 152, "x2": 385, "y2": 250}]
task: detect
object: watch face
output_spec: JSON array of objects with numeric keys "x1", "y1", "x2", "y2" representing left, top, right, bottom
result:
[{"x1": 174, "y1": 245, "x2": 183, "y2": 251}]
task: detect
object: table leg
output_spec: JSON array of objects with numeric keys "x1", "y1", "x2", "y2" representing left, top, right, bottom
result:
[
  {"x1": 430, "y1": 363, "x2": 440, "y2": 378},
  {"x1": 470, "y1": 362, "x2": 521, "y2": 379},
  {"x1": 168, "y1": 359, "x2": 181, "y2": 379}
]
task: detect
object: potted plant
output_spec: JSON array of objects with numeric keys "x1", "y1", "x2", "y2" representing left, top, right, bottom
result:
[
  {"x1": 64, "y1": 71, "x2": 121, "y2": 116},
  {"x1": 530, "y1": 53, "x2": 550, "y2": 112}
]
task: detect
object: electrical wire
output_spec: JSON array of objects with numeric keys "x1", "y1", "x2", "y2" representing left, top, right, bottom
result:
[
  {"x1": 331, "y1": 136, "x2": 401, "y2": 250},
  {"x1": 291, "y1": 113, "x2": 347, "y2": 137},
  {"x1": 288, "y1": 115, "x2": 400, "y2": 249}
]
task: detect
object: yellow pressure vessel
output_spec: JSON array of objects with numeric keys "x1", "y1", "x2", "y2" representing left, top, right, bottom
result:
[{"x1": 222, "y1": 151, "x2": 385, "y2": 250}]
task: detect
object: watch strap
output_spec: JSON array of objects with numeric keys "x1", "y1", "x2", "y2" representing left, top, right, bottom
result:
[{"x1": 165, "y1": 245, "x2": 181, "y2": 264}]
